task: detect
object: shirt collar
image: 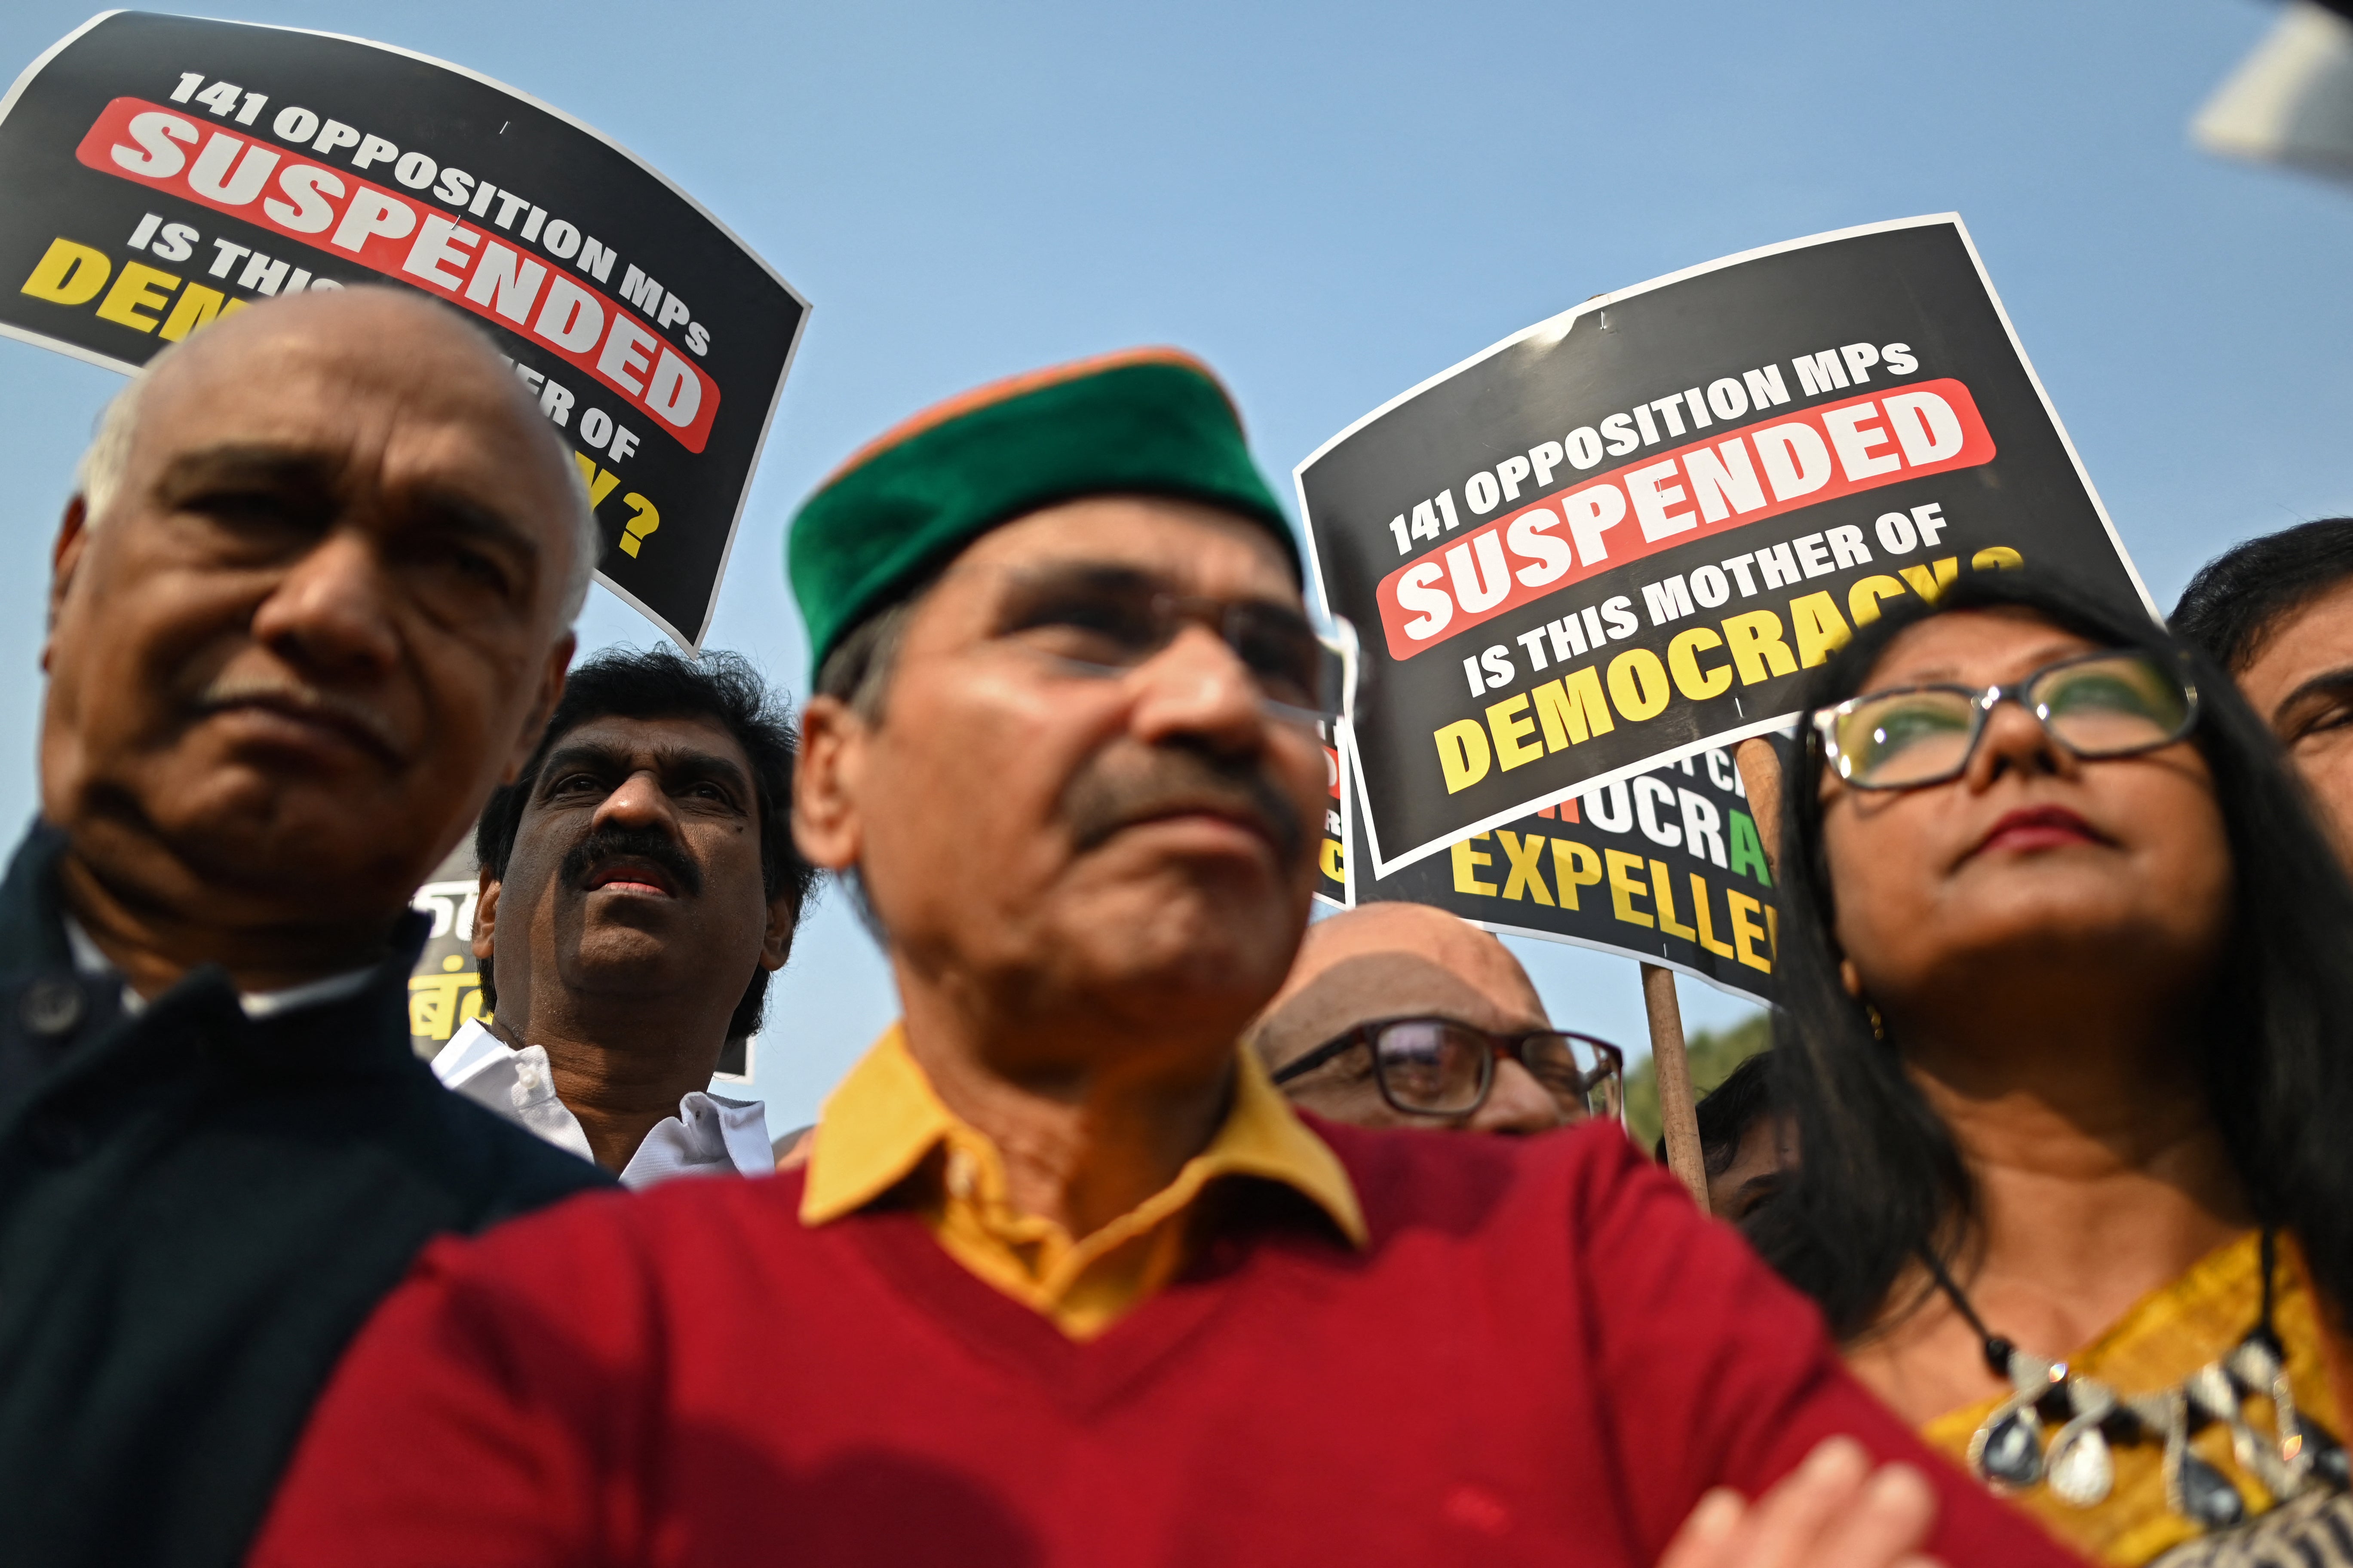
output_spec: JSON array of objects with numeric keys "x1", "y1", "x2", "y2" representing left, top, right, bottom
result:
[
  {"x1": 63, "y1": 913, "x2": 379, "y2": 1019},
  {"x1": 800, "y1": 1023, "x2": 1366, "y2": 1247},
  {"x1": 434, "y1": 1019, "x2": 773, "y2": 1188}
]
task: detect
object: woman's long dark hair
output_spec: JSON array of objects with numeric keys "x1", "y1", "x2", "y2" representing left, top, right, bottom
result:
[{"x1": 1746, "y1": 568, "x2": 2353, "y2": 1341}]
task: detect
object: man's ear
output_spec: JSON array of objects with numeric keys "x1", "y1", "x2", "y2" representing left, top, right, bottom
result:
[
  {"x1": 43, "y1": 498, "x2": 91, "y2": 669},
  {"x1": 500, "y1": 633, "x2": 574, "y2": 784},
  {"x1": 792, "y1": 695, "x2": 868, "y2": 875},
  {"x1": 758, "y1": 889, "x2": 797, "y2": 973},
  {"x1": 471, "y1": 871, "x2": 500, "y2": 964}
]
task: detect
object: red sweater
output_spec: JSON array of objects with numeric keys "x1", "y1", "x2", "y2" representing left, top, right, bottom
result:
[{"x1": 252, "y1": 1118, "x2": 2082, "y2": 1566}]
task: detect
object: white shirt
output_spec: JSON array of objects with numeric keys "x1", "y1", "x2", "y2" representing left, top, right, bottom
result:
[
  {"x1": 63, "y1": 915, "x2": 377, "y2": 1017},
  {"x1": 432, "y1": 1019, "x2": 772, "y2": 1190}
]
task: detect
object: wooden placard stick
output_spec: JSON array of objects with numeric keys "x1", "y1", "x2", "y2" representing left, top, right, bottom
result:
[
  {"x1": 1733, "y1": 736, "x2": 1784, "y2": 879},
  {"x1": 1644, "y1": 962, "x2": 1709, "y2": 1210}
]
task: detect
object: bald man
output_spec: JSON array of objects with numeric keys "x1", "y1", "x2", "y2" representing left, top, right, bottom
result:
[
  {"x1": 1248, "y1": 902, "x2": 1622, "y2": 1133},
  {"x1": 0, "y1": 289, "x2": 610, "y2": 1568}
]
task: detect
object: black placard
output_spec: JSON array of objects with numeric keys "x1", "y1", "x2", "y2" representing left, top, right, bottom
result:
[
  {"x1": 0, "y1": 12, "x2": 807, "y2": 647},
  {"x1": 1318, "y1": 737, "x2": 1781, "y2": 1004},
  {"x1": 1298, "y1": 216, "x2": 2147, "y2": 876}
]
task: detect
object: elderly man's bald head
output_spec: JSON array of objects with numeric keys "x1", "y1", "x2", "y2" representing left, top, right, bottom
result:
[
  {"x1": 1249, "y1": 903, "x2": 1589, "y2": 1135},
  {"x1": 75, "y1": 289, "x2": 596, "y2": 620},
  {"x1": 40, "y1": 287, "x2": 590, "y2": 992}
]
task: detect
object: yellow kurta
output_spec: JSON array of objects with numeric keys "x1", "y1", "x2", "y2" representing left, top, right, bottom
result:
[
  {"x1": 1920, "y1": 1233, "x2": 2342, "y2": 1566},
  {"x1": 798, "y1": 1025, "x2": 1366, "y2": 1340}
]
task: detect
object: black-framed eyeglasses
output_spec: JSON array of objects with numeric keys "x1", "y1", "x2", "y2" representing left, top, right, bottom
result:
[
  {"x1": 1271, "y1": 1015, "x2": 1626, "y2": 1122},
  {"x1": 1811, "y1": 649, "x2": 2198, "y2": 792},
  {"x1": 993, "y1": 564, "x2": 1352, "y2": 726}
]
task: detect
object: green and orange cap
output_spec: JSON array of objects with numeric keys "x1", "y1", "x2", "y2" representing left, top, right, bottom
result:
[{"x1": 786, "y1": 348, "x2": 1298, "y2": 676}]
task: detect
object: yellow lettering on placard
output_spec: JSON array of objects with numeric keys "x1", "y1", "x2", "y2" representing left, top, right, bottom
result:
[
  {"x1": 1649, "y1": 859, "x2": 1698, "y2": 940},
  {"x1": 1531, "y1": 668, "x2": 1614, "y2": 749},
  {"x1": 1897, "y1": 557, "x2": 1960, "y2": 602},
  {"x1": 1319, "y1": 837, "x2": 1343, "y2": 883},
  {"x1": 1436, "y1": 719, "x2": 1491, "y2": 793},
  {"x1": 619, "y1": 492, "x2": 660, "y2": 557},
  {"x1": 1605, "y1": 848, "x2": 1653, "y2": 928},
  {"x1": 93, "y1": 261, "x2": 180, "y2": 334},
  {"x1": 1691, "y1": 873, "x2": 1736, "y2": 959},
  {"x1": 1495, "y1": 830, "x2": 1553, "y2": 905},
  {"x1": 1722, "y1": 610, "x2": 1798, "y2": 685},
  {"x1": 571, "y1": 451, "x2": 622, "y2": 509},
  {"x1": 1790, "y1": 591, "x2": 1852, "y2": 668},
  {"x1": 1607, "y1": 649, "x2": 1671, "y2": 721},
  {"x1": 1485, "y1": 694, "x2": 1544, "y2": 772},
  {"x1": 408, "y1": 965, "x2": 485, "y2": 1041},
  {"x1": 1451, "y1": 836, "x2": 1497, "y2": 896},
  {"x1": 1551, "y1": 839, "x2": 1602, "y2": 911},
  {"x1": 1667, "y1": 626, "x2": 1731, "y2": 700},
  {"x1": 1848, "y1": 574, "x2": 1907, "y2": 625},
  {"x1": 158, "y1": 282, "x2": 227, "y2": 342},
  {"x1": 1972, "y1": 545, "x2": 2024, "y2": 571},
  {"x1": 1729, "y1": 889, "x2": 1773, "y2": 973},
  {"x1": 20, "y1": 237, "x2": 110, "y2": 305}
]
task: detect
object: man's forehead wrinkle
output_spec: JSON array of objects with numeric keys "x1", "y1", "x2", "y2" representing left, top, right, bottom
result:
[
  {"x1": 152, "y1": 443, "x2": 341, "y2": 497},
  {"x1": 544, "y1": 717, "x2": 754, "y2": 778},
  {"x1": 148, "y1": 294, "x2": 560, "y2": 494},
  {"x1": 544, "y1": 739, "x2": 749, "y2": 781}
]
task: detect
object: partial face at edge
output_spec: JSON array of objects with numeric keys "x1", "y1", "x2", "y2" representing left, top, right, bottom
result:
[
  {"x1": 2232, "y1": 576, "x2": 2353, "y2": 863},
  {"x1": 41, "y1": 292, "x2": 581, "y2": 926},
  {"x1": 801, "y1": 496, "x2": 1329, "y2": 1063},
  {"x1": 1817, "y1": 608, "x2": 2230, "y2": 1043}
]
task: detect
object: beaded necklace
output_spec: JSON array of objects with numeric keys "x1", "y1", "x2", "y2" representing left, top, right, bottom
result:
[{"x1": 1923, "y1": 1231, "x2": 2347, "y2": 1531}]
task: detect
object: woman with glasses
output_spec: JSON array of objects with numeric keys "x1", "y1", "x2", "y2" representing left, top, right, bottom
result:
[
  {"x1": 1747, "y1": 570, "x2": 2353, "y2": 1565},
  {"x1": 1249, "y1": 901, "x2": 1625, "y2": 1132}
]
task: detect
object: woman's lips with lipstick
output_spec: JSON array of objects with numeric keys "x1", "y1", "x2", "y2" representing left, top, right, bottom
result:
[{"x1": 1973, "y1": 805, "x2": 2109, "y2": 857}]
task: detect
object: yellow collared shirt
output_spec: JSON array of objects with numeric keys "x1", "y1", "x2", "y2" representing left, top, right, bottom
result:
[{"x1": 801, "y1": 1026, "x2": 1366, "y2": 1340}]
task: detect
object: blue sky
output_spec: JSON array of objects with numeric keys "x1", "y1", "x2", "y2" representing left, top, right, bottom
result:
[{"x1": 1, "y1": 1, "x2": 2344, "y2": 1130}]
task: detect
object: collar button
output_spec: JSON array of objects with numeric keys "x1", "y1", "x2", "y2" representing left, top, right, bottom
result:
[{"x1": 21, "y1": 978, "x2": 84, "y2": 1038}]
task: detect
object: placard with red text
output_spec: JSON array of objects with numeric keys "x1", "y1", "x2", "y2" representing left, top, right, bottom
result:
[
  {"x1": 0, "y1": 12, "x2": 808, "y2": 648},
  {"x1": 1296, "y1": 215, "x2": 2150, "y2": 876}
]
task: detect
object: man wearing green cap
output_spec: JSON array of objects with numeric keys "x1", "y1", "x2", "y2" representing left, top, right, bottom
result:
[{"x1": 253, "y1": 350, "x2": 2086, "y2": 1568}]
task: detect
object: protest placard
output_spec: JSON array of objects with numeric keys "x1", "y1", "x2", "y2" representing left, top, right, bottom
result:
[
  {"x1": 0, "y1": 12, "x2": 807, "y2": 648},
  {"x1": 1319, "y1": 737, "x2": 1780, "y2": 1004},
  {"x1": 1296, "y1": 214, "x2": 2149, "y2": 877}
]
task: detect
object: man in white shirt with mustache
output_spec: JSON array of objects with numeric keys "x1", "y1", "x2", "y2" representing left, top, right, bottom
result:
[{"x1": 435, "y1": 646, "x2": 811, "y2": 1186}]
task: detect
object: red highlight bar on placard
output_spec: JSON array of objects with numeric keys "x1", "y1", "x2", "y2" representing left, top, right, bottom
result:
[
  {"x1": 75, "y1": 97, "x2": 719, "y2": 453},
  {"x1": 1373, "y1": 378, "x2": 1995, "y2": 660}
]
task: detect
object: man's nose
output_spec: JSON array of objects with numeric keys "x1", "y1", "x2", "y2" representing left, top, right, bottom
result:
[
  {"x1": 1128, "y1": 624, "x2": 1273, "y2": 754},
  {"x1": 590, "y1": 770, "x2": 677, "y2": 833},
  {"x1": 247, "y1": 532, "x2": 401, "y2": 680},
  {"x1": 1469, "y1": 1057, "x2": 1571, "y2": 1135}
]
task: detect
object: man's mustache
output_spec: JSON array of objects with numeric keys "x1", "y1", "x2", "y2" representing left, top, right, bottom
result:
[
  {"x1": 1062, "y1": 743, "x2": 1306, "y2": 866},
  {"x1": 561, "y1": 825, "x2": 704, "y2": 898}
]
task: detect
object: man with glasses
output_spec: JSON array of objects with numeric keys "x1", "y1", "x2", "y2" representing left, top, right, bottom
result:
[
  {"x1": 1251, "y1": 901, "x2": 1623, "y2": 1133},
  {"x1": 255, "y1": 350, "x2": 2092, "y2": 1568}
]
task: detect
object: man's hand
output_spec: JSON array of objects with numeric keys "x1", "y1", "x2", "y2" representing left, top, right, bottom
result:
[{"x1": 1660, "y1": 1436, "x2": 1942, "y2": 1568}]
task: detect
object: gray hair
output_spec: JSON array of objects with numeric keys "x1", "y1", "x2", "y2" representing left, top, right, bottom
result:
[
  {"x1": 809, "y1": 579, "x2": 947, "y2": 943},
  {"x1": 74, "y1": 344, "x2": 600, "y2": 625},
  {"x1": 813, "y1": 592, "x2": 927, "y2": 722}
]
